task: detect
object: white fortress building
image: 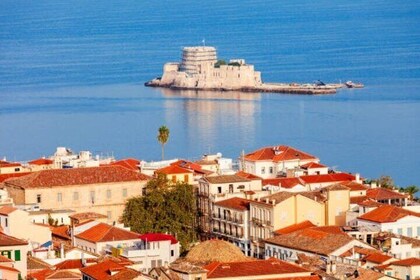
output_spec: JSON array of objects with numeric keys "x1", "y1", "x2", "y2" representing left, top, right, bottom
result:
[{"x1": 146, "y1": 46, "x2": 263, "y2": 90}]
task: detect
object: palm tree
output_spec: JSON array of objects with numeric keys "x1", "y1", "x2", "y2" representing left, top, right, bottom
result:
[
  {"x1": 157, "y1": 125, "x2": 170, "y2": 160},
  {"x1": 404, "y1": 185, "x2": 419, "y2": 200}
]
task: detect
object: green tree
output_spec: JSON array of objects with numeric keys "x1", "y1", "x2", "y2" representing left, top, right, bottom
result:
[
  {"x1": 122, "y1": 175, "x2": 197, "y2": 252},
  {"x1": 403, "y1": 185, "x2": 419, "y2": 200},
  {"x1": 377, "y1": 175, "x2": 395, "y2": 189},
  {"x1": 157, "y1": 125, "x2": 170, "y2": 160}
]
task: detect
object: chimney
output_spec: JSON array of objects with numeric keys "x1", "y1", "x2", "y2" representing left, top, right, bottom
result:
[
  {"x1": 60, "y1": 243, "x2": 65, "y2": 259},
  {"x1": 355, "y1": 173, "x2": 361, "y2": 183},
  {"x1": 271, "y1": 199, "x2": 276, "y2": 205}
]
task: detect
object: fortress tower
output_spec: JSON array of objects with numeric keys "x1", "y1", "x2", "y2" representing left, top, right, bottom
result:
[{"x1": 179, "y1": 46, "x2": 217, "y2": 75}]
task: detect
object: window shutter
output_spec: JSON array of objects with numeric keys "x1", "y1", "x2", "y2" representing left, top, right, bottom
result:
[{"x1": 14, "y1": 250, "x2": 21, "y2": 261}]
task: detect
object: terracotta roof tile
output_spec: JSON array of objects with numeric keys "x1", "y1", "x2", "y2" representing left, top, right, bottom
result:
[
  {"x1": 75, "y1": 223, "x2": 140, "y2": 243},
  {"x1": 0, "y1": 255, "x2": 13, "y2": 263},
  {"x1": 244, "y1": 145, "x2": 317, "y2": 162},
  {"x1": 0, "y1": 162, "x2": 21, "y2": 168},
  {"x1": 204, "y1": 174, "x2": 250, "y2": 184},
  {"x1": 339, "y1": 181, "x2": 368, "y2": 191},
  {"x1": 204, "y1": 258, "x2": 310, "y2": 278},
  {"x1": 0, "y1": 205, "x2": 18, "y2": 216},
  {"x1": 366, "y1": 188, "x2": 408, "y2": 200},
  {"x1": 0, "y1": 232, "x2": 28, "y2": 246},
  {"x1": 263, "y1": 177, "x2": 305, "y2": 188},
  {"x1": 28, "y1": 158, "x2": 54, "y2": 165},
  {"x1": 171, "y1": 160, "x2": 212, "y2": 175},
  {"x1": 4, "y1": 165, "x2": 149, "y2": 189},
  {"x1": 252, "y1": 192, "x2": 295, "y2": 206},
  {"x1": 235, "y1": 171, "x2": 262, "y2": 180},
  {"x1": 299, "y1": 173, "x2": 355, "y2": 184},
  {"x1": 363, "y1": 252, "x2": 392, "y2": 264},
  {"x1": 275, "y1": 221, "x2": 315, "y2": 235},
  {"x1": 265, "y1": 227, "x2": 355, "y2": 256},
  {"x1": 358, "y1": 205, "x2": 420, "y2": 223},
  {"x1": 300, "y1": 162, "x2": 327, "y2": 169},
  {"x1": 0, "y1": 264, "x2": 20, "y2": 273},
  {"x1": 214, "y1": 197, "x2": 251, "y2": 211},
  {"x1": 27, "y1": 256, "x2": 53, "y2": 270},
  {"x1": 46, "y1": 270, "x2": 81, "y2": 279},
  {"x1": 109, "y1": 158, "x2": 140, "y2": 171},
  {"x1": 390, "y1": 257, "x2": 420, "y2": 267},
  {"x1": 80, "y1": 259, "x2": 138, "y2": 280},
  {"x1": 155, "y1": 165, "x2": 193, "y2": 175},
  {"x1": 69, "y1": 212, "x2": 107, "y2": 222},
  {"x1": 139, "y1": 233, "x2": 178, "y2": 244},
  {"x1": 55, "y1": 258, "x2": 96, "y2": 270},
  {"x1": 0, "y1": 172, "x2": 31, "y2": 183}
]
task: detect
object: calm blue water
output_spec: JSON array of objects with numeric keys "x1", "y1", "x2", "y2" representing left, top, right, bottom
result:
[{"x1": 0, "y1": 0, "x2": 419, "y2": 186}]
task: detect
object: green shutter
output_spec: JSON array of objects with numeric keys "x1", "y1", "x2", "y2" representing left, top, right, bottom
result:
[{"x1": 14, "y1": 250, "x2": 20, "y2": 261}]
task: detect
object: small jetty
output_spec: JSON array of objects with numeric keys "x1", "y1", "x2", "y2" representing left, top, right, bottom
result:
[{"x1": 145, "y1": 46, "x2": 363, "y2": 95}]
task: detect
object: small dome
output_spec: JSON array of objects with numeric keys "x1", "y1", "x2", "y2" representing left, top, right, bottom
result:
[{"x1": 185, "y1": 239, "x2": 249, "y2": 264}]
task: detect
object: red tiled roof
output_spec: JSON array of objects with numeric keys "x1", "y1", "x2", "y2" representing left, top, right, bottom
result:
[
  {"x1": 251, "y1": 192, "x2": 295, "y2": 207},
  {"x1": 139, "y1": 233, "x2": 178, "y2": 244},
  {"x1": 55, "y1": 258, "x2": 96, "y2": 270},
  {"x1": 28, "y1": 268, "x2": 54, "y2": 280},
  {"x1": 0, "y1": 232, "x2": 28, "y2": 246},
  {"x1": 0, "y1": 172, "x2": 31, "y2": 183},
  {"x1": 363, "y1": 252, "x2": 392, "y2": 264},
  {"x1": 390, "y1": 257, "x2": 420, "y2": 267},
  {"x1": 236, "y1": 171, "x2": 262, "y2": 180},
  {"x1": 0, "y1": 255, "x2": 13, "y2": 263},
  {"x1": 366, "y1": 188, "x2": 408, "y2": 200},
  {"x1": 75, "y1": 223, "x2": 140, "y2": 243},
  {"x1": 0, "y1": 162, "x2": 21, "y2": 168},
  {"x1": 0, "y1": 264, "x2": 20, "y2": 273},
  {"x1": 356, "y1": 199, "x2": 384, "y2": 208},
  {"x1": 109, "y1": 158, "x2": 140, "y2": 171},
  {"x1": 3, "y1": 165, "x2": 149, "y2": 189},
  {"x1": 358, "y1": 205, "x2": 420, "y2": 223},
  {"x1": 265, "y1": 227, "x2": 355, "y2": 256},
  {"x1": 69, "y1": 212, "x2": 107, "y2": 222},
  {"x1": 204, "y1": 258, "x2": 310, "y2": 278},
  {"x1": 46, "y1": 270, "x2": 81, "y2": 279},
  {"x1": 300, "y1": 162, "x2": 327, "y2": 169},
  {"x1": 299, "y1": 173, "x2": 355, "y2": 184},
  {"x1": 28, "y1": 158, "x2": 54, "y2": 165},
  {"x1": 263, "y1": 177, "x2": 305, "y2": 189},
  {"x1": 170, "y1": 160, "x2": 212, "y2": 175},
  {"x1": 0, "y1": 206, "x2": 17, "y2": 216},
  {"x1": 275, "y1": 221, "x2": 315, "y2": 235},
  {"x1": 51, "y1": 226, "x2": 70, "y2": 240},
  {"x1": 155, "y1": 165, "x2": 193, "y2": 175},
  {"x1": 80, "y1": 259, "x2": 136, "y2": 280},
  {"x1": 339, "y1": 181, "x2": 368, "y2": 191},
  {"x1": 214, "y1": 197, "x2": 251, "y2": 211},
  {"x1": 244, "y1": 145, "x2": 318, "y2": 162}
]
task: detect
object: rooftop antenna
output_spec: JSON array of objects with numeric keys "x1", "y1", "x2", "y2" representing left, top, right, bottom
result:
[{"x1": 202, "y1": 38, "x2": 206, "y2": 46}]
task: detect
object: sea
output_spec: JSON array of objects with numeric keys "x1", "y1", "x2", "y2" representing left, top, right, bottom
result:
[{"x1": 0, "y1": 0, "x2": 419, "y2": 186}]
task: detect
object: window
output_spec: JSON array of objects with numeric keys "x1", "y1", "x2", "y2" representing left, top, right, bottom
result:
[
  {"x1": 417, "y1": 226, "x2": 420, "y2": 236},
  {"x1": 217, "y1": 187, "x2": 222, "y2": 194},
  {"x1": 398, "y1": 228, "x2": 403, "y2": 235},
  {"x1": 107, "y1": 211, "x2": 112, "y2": 220},
  {"x1": 57, "y1": 192, "x2": 62, "y2": 202},
  {"x1": 151, "y1": 260, "x2": 156, "y2": 268},
  {"x1": 5, "y1": 218, "x2": 7, "y2": 227},
  {"x1": 122, "y1": 188, "x2": 128, "y2": 198},
  {"x1": 14, "y1": 168, "x2": 20, "y2": 172},
  {"x1": 73, "y1": 192, "x2": 79, "y2": 201},
  {"x1": 261, "y1": 167, "x2": 265, "y2": 174},
  {"x1": 269, "y1": 167, "x2": 273, "y2": 174},
  {"x1": 157, "y1": 259, "x2": 162, "y2": 266},
  {"x1": 90, "y1": 191, "x2": 95, "y2": 204},
  {"x1": 14, "y1": 250, "x2": 20, "y2": 261},
  {"x1": 1, "y1": 251, "x2": 11, "y2": 259},
  {"x1": 408, "y1": 227, "x2": 413, "y2": 237},
  {"x1": 229, "y1": 184, "x2": 233, "y2": 193},
  {"x1": 184, "y1": 174, "x2": 189, "y2": 182},
  {"x1": 107, "y1": 189, "x2": 111, "y2": 199},
  {"x1": 172, "y1": 176, "x2": 176, "y2": 183},
  {"x1": 36, "y1": 194, "x2": 42, "y2": 203},
  {"x1": 171, "y1": 250, "x2": 174, "y2": 257}
]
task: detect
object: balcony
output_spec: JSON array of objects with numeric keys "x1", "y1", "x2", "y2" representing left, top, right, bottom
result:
[{"x1": 105, "y1": 244, "x2": 160, "y2": 258}]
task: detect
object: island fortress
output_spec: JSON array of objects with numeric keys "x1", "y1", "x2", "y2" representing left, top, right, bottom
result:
[{"x1": 145, "y1": 46, "x2": 362, "y2": 94}]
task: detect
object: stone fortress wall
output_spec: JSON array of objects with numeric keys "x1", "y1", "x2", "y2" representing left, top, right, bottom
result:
[{"x1": 159, "y1": 46, "x2": 262, "y2": 90}]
